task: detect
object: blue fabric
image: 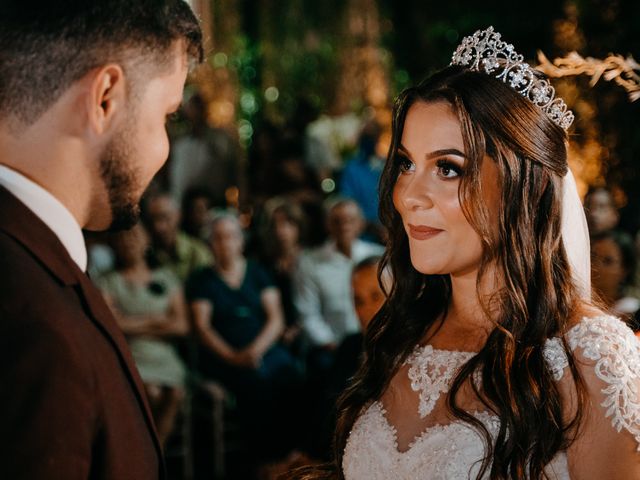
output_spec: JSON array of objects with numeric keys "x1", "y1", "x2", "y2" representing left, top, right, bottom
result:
[{"x1": 339, "y1": 151, "x2": 383, "y2": 223}]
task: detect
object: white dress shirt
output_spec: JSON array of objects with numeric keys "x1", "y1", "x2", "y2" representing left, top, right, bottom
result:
[
  {"x1": 0, "y1": 164, "x2": 87, "y2": 271},
  {"x1": 293, "y1": 239, "x2": 384, "y2": 346}
]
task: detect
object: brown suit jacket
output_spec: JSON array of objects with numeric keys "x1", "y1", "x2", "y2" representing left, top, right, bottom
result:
[{"x1": 0, "y1": 186, "x2": 165, "y2": 479}]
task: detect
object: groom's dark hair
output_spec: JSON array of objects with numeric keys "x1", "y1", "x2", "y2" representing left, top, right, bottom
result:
[{"x1": 0, "y1": 0, "x2": 203, "y2": 125}]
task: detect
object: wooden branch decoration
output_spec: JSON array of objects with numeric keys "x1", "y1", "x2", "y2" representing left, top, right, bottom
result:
[{"x1": 536, "y1": 51, "x2": 640, "y2": 102}]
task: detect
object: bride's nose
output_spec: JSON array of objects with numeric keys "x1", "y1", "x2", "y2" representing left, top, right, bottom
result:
[{"x1": 397, "y1": 173, "x2": 435, "y2": 212}]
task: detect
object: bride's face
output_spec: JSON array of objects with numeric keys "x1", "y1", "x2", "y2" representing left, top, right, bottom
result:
[{"x1": 392, "y1": 101, "x2": 499, "y2": 277}]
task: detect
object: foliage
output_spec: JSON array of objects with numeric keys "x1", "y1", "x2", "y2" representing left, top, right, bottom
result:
[{"x1": 202, "y1": 0, "x2": 638, "y2": 209}]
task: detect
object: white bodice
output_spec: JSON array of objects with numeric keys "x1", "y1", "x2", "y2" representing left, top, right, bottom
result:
[{"x1": 343, "y1": 315, "x2": 640, "y2": 479}]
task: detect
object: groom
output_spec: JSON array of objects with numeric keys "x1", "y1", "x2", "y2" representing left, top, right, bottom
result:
[{"x1": 0, "y1": 2, "x2": 202, "y2": 478}]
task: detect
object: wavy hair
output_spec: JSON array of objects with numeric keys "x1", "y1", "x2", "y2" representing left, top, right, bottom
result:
[{"x1": 288, "y1": 65, "x2": 588, "y2": 480}]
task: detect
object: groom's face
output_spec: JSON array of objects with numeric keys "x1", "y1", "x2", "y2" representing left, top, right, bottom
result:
[{"x1": 94, "y1": 42, "x2": 188, "y2": 232}]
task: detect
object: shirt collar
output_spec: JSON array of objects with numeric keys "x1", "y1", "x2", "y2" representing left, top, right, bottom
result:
[{"x1": 0, "y1": 165, "x2": 87, "y2": 271}]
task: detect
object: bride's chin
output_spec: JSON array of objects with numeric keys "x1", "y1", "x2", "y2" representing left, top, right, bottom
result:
[{"x1": 409, "y1": 258, "x2": 443, "y2": 276}]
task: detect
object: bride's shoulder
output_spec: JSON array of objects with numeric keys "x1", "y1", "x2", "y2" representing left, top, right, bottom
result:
[
  {"x1": 559, "y1": 305, "x2": 639, "y2": 377},
  {"x1": 558, "y1": 307, "x2": 640, "y2": 474},
  {"x1": 543, "y1": 308, "x2": 636, "y2": 386},
  {"x1": 545, "y1": 306, "x2": 637, "y2": 374},
  {"x1": 557, "y1": 306, "x2": 640, "y2": 451},
  {"x1": 564, "y1": 305, "x2": 638, "y2": 349},
  {"x1": 566, "y1": 303, "x2": 613, "y2": 328}
]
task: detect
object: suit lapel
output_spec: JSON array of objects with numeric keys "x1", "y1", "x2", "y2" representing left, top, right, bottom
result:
[
  {"x1": 0, "y1": 186, "x2": 165, "y2": 475},
  {"x1": 75, "y1": 272, "x2": 165, "y2": 469},
  {"x1": 0, "y1": 186, "x2": 78, "y2": 285}
]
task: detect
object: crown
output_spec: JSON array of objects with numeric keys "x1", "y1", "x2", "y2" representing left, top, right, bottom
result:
[{"x1": 451, "y1": 26, "x2": 574, "y2": 130}]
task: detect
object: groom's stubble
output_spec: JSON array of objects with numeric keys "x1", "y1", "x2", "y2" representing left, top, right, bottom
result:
[{"x1": 99, "y1": 110, "x2": 145, "y2": 232}]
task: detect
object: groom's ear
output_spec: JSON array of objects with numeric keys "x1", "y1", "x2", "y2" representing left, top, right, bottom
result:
[{"x1": 84, "y1": 64, "x2": 128, "y2": 137}]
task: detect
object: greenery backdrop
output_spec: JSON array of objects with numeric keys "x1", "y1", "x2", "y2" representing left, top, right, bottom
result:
[{"x1": 194, "y1": 0, "x2": 639, "y2": 225}]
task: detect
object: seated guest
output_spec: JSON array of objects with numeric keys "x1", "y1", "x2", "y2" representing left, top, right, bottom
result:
[
  {"x1": 169, "y1": 92, "x2": 240, "y2": 207},
  {"x1": 331, "y1": 255, "x2": 386, "y2": 389},
  {"x1": 187, "y1": 213, "x2": 302, "y2": 467},
  {"x1": 584, "y1": 186, "x2": 620, "y2": 236},
  {"x1": 97, "y1": 223, "x2": 188, "y2": 447},
  {"x1": 142, "y1": 191, "x2": 212, "y2": 282},
  {"x1": 309, "y1": 256, "x2": 386, "y2": 458},
  {"x1": 181, "y1": 186, "x2": 214, "y2": 242},
  {"x1": 591, "y1": 229, "x2": 640, "y2": 329},
  {"x1": 260, "y1": 197, "x2": 308, "y2": 351},
  {"x1": 339, "y1": 118, "x2": 386, "y2": 243},
  {"x1": 293, "y1": 198, "x2": 384, "y2": 370}
]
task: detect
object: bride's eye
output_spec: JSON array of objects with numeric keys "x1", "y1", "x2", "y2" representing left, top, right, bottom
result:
[
  {"x1": 396, "y1": 155, "x2": 415, "y2": 174},
  {"x1": 436, "y1": 159, "x2": 463, "y2": 179}
]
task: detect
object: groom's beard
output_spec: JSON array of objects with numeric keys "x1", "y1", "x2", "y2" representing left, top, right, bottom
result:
[{"x1": 99, "y1": 121, "x2": 142, "y2": 232}]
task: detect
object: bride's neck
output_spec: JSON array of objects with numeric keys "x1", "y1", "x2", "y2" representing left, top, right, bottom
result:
[{"x1": 440, "y1": 265, "x2": 499, "y2": 344}]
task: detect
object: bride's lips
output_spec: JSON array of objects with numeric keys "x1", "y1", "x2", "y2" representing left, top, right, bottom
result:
[{"x1": 408, "y1": 224, "x2": 444, "y2": 240}]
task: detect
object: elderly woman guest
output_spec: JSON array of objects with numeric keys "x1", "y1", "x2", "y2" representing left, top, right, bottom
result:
[{"x1": 187, "y1": 213, "x2": 303, "y2": 467}]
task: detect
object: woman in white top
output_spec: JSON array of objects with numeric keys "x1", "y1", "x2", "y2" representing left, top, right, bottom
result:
[{"x1": 288, "y1": 27, "x2": 640, "y2": 480}]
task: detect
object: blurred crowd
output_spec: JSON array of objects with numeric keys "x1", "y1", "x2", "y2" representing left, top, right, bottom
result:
[
  {"x1": 83, "y1": 91, "x2": 640, "y2": 479},
  {"x1": 84, "y1": 92, "x2": 388, "y2": 479},
  {"x1": 584, "y1": 186, "x2": 640, "y2": 329}
]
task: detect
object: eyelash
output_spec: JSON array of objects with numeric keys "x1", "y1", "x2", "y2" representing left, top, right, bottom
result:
[
  {"x1": 395, "y1": 155, "x2": 464, "y2": 179},
  {"x1": 436, "y1": 159, "x2": 463, "y2": 179},
  {"x1": 396, "y1": 155, "x2": 414, "y2": 173}
]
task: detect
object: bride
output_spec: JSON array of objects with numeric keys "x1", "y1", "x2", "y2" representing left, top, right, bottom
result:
[{"x1": 290, "y1": 27, "x2": 640, "y2": 479}]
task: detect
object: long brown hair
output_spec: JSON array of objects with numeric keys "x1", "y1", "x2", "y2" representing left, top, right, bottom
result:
[{"x1": 289, "y1": 65, "x2": 588, "y2": 479}]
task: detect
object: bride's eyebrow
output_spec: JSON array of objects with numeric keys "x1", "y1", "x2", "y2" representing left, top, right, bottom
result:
[
  {"x1": 396, "y1": 144, "x2": 466, "y2": 161},
  {"x1": 425, "y1": 148, "x2": 466, "y2": 160},
  {"x1": 396, "y1": 145, "x2": 412, "y2": 159}
]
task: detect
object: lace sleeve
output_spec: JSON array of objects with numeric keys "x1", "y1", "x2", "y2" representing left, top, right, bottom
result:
[
  {"x1": 565, "y1": 315, "x2": 640, "y2": 451},
  {"x1": 543, "y1": 336, "x2": 569, "y2": 381}
]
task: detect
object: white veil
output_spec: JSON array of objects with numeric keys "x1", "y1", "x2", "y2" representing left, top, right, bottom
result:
[{"x1": 561, "y1": 168, "x2": 591, "y2": 299}]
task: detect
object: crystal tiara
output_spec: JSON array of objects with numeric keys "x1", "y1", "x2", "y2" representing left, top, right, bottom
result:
[{"x1": 451, "y1": 26, "x2": 574, "y2": 130}]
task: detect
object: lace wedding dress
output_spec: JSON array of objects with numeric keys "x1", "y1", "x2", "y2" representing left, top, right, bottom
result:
[{"x1": 342, "y1": 315, "x2": 640, "y2": 479}]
